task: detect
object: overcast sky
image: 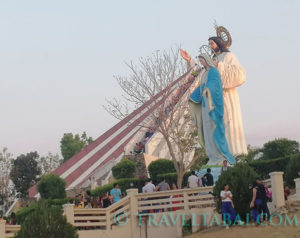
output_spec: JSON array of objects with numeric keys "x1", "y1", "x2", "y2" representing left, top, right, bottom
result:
[{"x1": 1, "y1": 0, "x2": 299, "y2": 157}]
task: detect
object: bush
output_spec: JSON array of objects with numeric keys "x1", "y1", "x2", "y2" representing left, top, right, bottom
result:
[
  {"x1": 91, "y1": 178, "x2": 147, "y2": 197},
  {"x1": 157, "y1": 172, "x2": 192, "y2": 188},
  {"x1": 15, "y1": 199, "x2": 78, "y2": 238},
  {"x1": 16, "y1": 204, "x2": 38, "y2": 225},
  {"x1": 285, "y1": 154, "x2": 300, "y2": 187},
  {"x1": 248, "y1": 156, "x2": 291, "y2": 179},
  {"x1": 37, "y1": 174, "x2": 66, "y2": 199},
  {"x1": 112, "y1": 159, "x2": 137, "y2": 179},
  {"x1": 16, "y1": 198, "x2": 69, "y2": 225},
  {"x1": 261, "y1": 138, "x2": 299, "y2": 160},
  {"x1": 50, "y1": 198, "x2": 69, "y2": 206},
  {"x1": 148, "y1": 159, "x2": 176, "y2": 182},
  {"x1": 213, "y1": 163, "x2": 258, "y2": 220}
]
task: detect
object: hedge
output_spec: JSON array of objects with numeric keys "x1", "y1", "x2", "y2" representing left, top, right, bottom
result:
[
  {"x1": 285, "y1": 153, "x2": 300, "y2": 187},
  {"x1": 91, "y1": 178, "x2": 148, "y2": 197},
  {"x1": 248, "y1": 156, "x2": 291, "y2": 179},
  {"x1": 112, "y1": 159, "x2": 137, "y2": 179},
  {"x1": 148, "y1": 159, "x2": 176, "y2": 182},
  {"x1": 16, "y1": 204, "x2": 38, "y2": 225},
  {"x1": 157, "y1": 171, "x2": 192, "y2": 188}
]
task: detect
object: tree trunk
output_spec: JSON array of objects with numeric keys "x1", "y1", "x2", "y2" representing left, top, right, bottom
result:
[{"x1": 177, "y1": 169, "x2": 184, "y2": 189}]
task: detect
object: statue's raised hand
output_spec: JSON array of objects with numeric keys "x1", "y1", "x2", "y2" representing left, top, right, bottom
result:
[{"x1": 180, "y1": 49, "x2": 191, "y2": 62}]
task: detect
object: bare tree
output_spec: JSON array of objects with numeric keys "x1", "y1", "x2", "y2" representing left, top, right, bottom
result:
[
  {"x1": 104, "y1": 46, "x2": 202, "y2": 187},
  {"x1": 38, "y1": 153, "x2": 63, "y2": 174},
  {"x1": 0, "y1": 148, "x2": 15, "y2": 210}
]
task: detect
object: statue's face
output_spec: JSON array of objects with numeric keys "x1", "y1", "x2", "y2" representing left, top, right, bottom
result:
[
  {"x1": 209, "y1": 40, "x2": 219, "y2": 52},
  {"x1": 199, "y1": 57, "x2": 208, "y2": 68}
]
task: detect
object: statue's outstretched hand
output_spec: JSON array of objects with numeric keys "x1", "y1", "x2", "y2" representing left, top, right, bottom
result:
[{"x1": 180, "y1": 49, "x2": 191, "y2": 62}]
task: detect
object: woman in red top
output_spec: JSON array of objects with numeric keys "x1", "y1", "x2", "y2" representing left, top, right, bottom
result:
[{"x1": 171, "y1": 183, "x2": 181, "y2": 211}]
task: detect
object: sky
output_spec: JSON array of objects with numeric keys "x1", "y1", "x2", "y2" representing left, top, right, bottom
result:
[{"x1": 1, "y1": 0, "x2": 300, "y2": 157}]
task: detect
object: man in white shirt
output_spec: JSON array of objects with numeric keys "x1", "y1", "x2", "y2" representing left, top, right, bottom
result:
[
  {"x1": 142, "y1": 179, "x2": 156, "y2": 193},
  {"x1": 142, "y1": 179, "x2": 156, "y2": 213},
  {"x1": 188, "y1": 171, "x2": 200, "y2": 188}
]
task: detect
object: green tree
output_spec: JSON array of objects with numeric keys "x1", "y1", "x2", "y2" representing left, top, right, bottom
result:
[
  {"x1": 60, "y1": 132, "x2": 93, "y2": 162},
  {"x1": 213, "y1": 163, "x2": 258, "y2": 220},
  {"x1": 148, "y1": 159, "x2": 176, "y2": 182},
  {"x1": 112, "y1": 159, "x2": 137, "y2": 179},
  {"x1": 285, "y1": 153, "x2": 300, "y2": 187},
  {"x1": 37, "y1": 174, "x2": 66, "y2": 199},
  {"x1": 15, "y1": 199, "x2": 78, "y2": 238},
  {"x1": 235, "y1": 145, "x2": 261, "y2": 163},
  {"x1": 190, "y1": 147, "x2": 209, "y2": 171},
  {"x1": 262, "y1": 138, "x2": 299, "y2": 160},
  {"x1": 10, "y1": 152, "x2": 40, "y2": 198}
]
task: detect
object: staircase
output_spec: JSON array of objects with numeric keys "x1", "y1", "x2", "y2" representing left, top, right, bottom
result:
[{"x1": 125, "y1": 154, "x2": 148, "y2": 179}]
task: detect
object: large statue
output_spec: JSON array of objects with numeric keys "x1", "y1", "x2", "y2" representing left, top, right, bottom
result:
[
  {"x1": 182, "y1": 25, "x2": 247, "y2": 157},
  {"x1": 189, "y1": 53, "x2": 235, "y2": 164}
]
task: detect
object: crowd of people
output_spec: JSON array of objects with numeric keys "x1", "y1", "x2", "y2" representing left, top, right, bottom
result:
[{"x1": 73, "y1": 183, "x2": 122, "y2": 209}]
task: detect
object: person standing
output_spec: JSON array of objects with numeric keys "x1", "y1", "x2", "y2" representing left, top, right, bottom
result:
[
  {"x1": 188, "y1": 171, "x2": 200, "y2": 188},
  {"x1": 202, "y1": 168, "x2": 214, "y2": 186},
  {"x1": 171, "y1": 183, "x2": 181, "y2": 211},
  {"x1": 251, "y1": 178, "x2": 268, "y2": 224},
  {"x1": 221, "y1": 184, "x2": 236, "y2": 225},
  {"x1": 220, "y1": 160, "x2": 228, "y2": 174},
  {"x1": 101, "y1": 192, "x2": 112, "y2": 208},
  {"x1": 155, "y1": 178, "x2": 170, "y2": 192},
  {"x1": 284, "y1": 186, "x2": 291, "y2": 200},
  {"x1": 110, "y1": 183, "x2": 122, "y2": 203},
  {"x1": 155, "y1": 178, "x2": 170, "y2": 212},
  {"x1": 142, "y1": 179, "x2": 156, "y2": 193}
]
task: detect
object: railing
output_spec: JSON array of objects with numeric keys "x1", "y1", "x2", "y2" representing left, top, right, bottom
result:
[
  {"x1": 5, "y1": 225, "x2": 20, "y2": 237},
  {"x1": 0, "y1": 221, "x2": 20, "y2": 238},
  {"x1": 68, "y1": 196, "x2": 131, "y2": 230},
  {"x1": 136, "y1": 186, "x2": 214, "y2": 213}
]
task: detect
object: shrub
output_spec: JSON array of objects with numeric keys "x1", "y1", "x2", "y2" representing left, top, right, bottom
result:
[
  {"x1": 50, "y1": 198, "x2": 69, "y2": 206},
  {"x1": 248, "y1": 156, "x2": 291, "y2": 179},
  {"x1": 15, "y1": 199, "x2": 78, "y2": 238},
  {"x1": 16, "y1": 198, "x2": 69, "y2": 225},
  {"x1": 261, "y1": 138, "x2": 299, "y2": 160},
  {"x1": 213, "y1": 163, "x2": 258, "y2": 220},
  {"x1": 285, "y1": 153, "x2": 300, "y2": 187},
  {"x1": 16, "y1": 203, "x2": 38, "y2": 225},
  {"x1": 156, "y1": 172, "x2": 192, "y2": 188},
  {"x1": 148, "y1": 159, "x2": 176, "y2": 182},
  {"x1": 112, "y1": 159, "x2": 137, "y2": 179},
  {"x1": 91, "y1": 178, "x2": 147, "y2": 197},
  {"x1": 37, "y1": 174, "x2": 66, "y2": 199}
]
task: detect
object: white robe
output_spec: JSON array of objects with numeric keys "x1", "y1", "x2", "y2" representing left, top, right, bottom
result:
[
  {"x1": 190, "y1": 52, "x2": 247, "y2": 155},
  {"x1": 216, "y1": 52, "x2": 247, "y2": 155}
]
